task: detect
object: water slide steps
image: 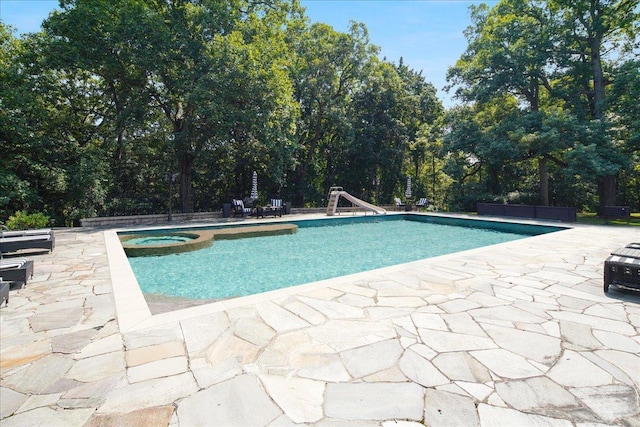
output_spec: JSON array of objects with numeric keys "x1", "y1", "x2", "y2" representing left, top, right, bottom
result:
[{"x1": 326, "y1": 191, "x2": 386, "y2": 216}]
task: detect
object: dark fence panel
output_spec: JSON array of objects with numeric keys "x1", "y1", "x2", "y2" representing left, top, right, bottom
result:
[
  {"x1": 477, "y1": 203, "x2": 505, "y2": 216},
  {"x1": 507, "y1": 205, "x2": 537, "y2": 218},
  {"x1": 477, "y1": 203, "x2": 577, "y2": 223},
  {"x1": 603, "y1": 206, "x2": 631, "y2": 220},
  {"x1": 535, "y1": 206, "x2": 577, "y2": 222}
]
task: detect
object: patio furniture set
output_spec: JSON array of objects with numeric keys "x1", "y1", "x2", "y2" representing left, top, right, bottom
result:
[
  {"x1": 395, "y1": 197, "x2": 429, "y2": 211},
  {"x1": 232, "y1": 198, "x2": 288, "y2": 218}
]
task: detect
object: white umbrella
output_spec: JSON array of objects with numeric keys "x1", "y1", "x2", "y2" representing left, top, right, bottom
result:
[
  {"x1": 250, "y1": 171, "x2": 258, "y2": 201},
  {"x1": 405, "y1": 176, "x2": 412, "y2": 199}
]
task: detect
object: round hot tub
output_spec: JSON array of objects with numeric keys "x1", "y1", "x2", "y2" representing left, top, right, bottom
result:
[
  {"x1": 119, "y1": 224, "x2": 298, "y2": 257},
  {"x1": 120, "y1": 232, "x2": 211, "y2": 257}
]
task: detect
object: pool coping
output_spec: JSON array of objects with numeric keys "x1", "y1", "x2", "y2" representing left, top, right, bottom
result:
[{"x1": 105, "y1": 212, "x2": 573, "y2": 332}]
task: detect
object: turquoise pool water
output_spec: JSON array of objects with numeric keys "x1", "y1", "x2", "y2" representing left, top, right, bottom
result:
[{"x1": 126, "y1": 216, "x2": 563, "y2": 300}]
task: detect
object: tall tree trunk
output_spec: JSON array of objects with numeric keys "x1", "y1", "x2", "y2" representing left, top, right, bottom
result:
[
  {"x1": 593, "y1": 45, "x2": 617, "y2": 209},
  {"x1": 591, "y1": 34, "x2": 606, "y2": 120},
  {"x1": 172, "y1": 104, "x2": 195, "y2": 214},
  {"x1": 590, "y1": 2, "x2": 616, "y2": 209},
  {"x1": 598, "y1": 175, "x2": 617, "y2": 213},
  {"x1": 179, "y1": 153, "x2": 195, "y2": 214},
  {"x1": 293, "y1": 109, "x2": 325, "y2": 207},
  {"x1": 539, "y1": 156, "x2": 549, "y2": 206},
  {"x1": 431, "y1": 155, "x2": 436, "y2": 197}
]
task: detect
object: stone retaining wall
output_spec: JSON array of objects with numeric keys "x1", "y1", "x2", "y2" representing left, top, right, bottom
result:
[
  {"x1": 81, "y1": 207, "x2": 327, "y2": 227},
  {"x1": 80, "y1": 211, "x2": 222, "y2": 227},
  {"x1": 80, "y1": 204, "x2": 397, "y2": 228}
]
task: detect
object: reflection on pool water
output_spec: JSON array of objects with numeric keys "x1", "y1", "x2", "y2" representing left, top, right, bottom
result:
[{"x1": 124, "y1": 215, "x2": 564, "y2": 300}]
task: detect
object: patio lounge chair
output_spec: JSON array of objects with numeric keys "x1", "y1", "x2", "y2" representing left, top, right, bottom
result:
[
  {"x1": 0, "y1": 259, "x2": 34, "y2": 287},
  {"x1": 232, "y1": 199, "x2": 253, "y2": 217},
  {"x1": 0, "y1": 231, "x2": 55, "y2": 254},
  {"x1": 243, "y1": 197, "x2": 255, "y2": 209},
  {"x1": 0, "y1": 228, "x2": 52, "y2": 238},
  {"x1": 271, "y1": 199, "x2": 283, "y2": 210},
  {"x1": 416, "y1": 198, "x2": 428, "y2": 210},
  {"x1": 394, "y1": 198, "x2": 406, "y2": 211}
]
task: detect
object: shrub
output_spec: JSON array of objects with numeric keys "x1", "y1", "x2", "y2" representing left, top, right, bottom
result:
[{"x1": 6, "y1": 211, "x2": 51, "y2": 230}]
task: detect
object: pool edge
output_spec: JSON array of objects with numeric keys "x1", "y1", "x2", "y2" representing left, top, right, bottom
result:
[{"x1": 105, "y1": 213, "x2": 574, "y2": 332}]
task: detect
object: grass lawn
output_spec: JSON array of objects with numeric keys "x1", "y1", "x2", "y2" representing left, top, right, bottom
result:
[{"x1": 577, "y1": 212, "x2": 640, "y2": 227}]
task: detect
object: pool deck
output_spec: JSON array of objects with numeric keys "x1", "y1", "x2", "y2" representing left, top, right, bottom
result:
[{"x1": 1, "y1": 213, "x2": 639, "y2": 426}]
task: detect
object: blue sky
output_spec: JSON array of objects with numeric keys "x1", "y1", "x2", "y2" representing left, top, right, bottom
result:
[{"x1": 0, "y1": 0, "x2": 495, "y2": 107}]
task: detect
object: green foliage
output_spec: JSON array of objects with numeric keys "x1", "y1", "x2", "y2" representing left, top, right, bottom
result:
[
  {"x1": 444, "y1": 0, "x2": 639, "y2": 212},
  {"x1": 2, "y1": 0, "x2": 637, "y2": 223},
  {"x1": 6, "y1": 211, "x2": 51, "y2": 230},
  {"x1": 610, "y1": 60, "x2": 640, "y2": 152}
]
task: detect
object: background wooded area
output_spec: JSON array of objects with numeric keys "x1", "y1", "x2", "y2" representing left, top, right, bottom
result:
[{"x1": 1, "y1": 0, "x2": 638, "y2": 225}]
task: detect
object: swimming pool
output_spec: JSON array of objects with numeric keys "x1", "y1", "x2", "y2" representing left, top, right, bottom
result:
[{"x1": 123, "y1": 215, "x2": 565, "y2": 300}]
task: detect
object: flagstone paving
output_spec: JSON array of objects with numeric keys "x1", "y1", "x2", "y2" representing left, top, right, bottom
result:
[{"x1": 1, "y1": 214, "x2": 639, "y2": 426}]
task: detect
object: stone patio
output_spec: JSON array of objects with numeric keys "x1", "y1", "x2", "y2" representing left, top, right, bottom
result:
[{"x1": 1, "y1": 214, "x2": 639, "y2": 426}]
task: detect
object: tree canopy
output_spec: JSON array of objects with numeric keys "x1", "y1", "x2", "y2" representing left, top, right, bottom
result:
[
  {"x1": 445, "y1": 0, "x2": 639, "y2": 212},
  {"x1": 1, "y1": 0, "x2": 638, "y2": 225}
]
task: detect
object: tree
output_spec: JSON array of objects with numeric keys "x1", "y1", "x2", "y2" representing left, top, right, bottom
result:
[
  {"x1": 447, "y1": 0, "x2": 638, "y2": 210},
  {"x1": 287, "y1": 21, "x2": 377, "y2": 206},
  {"x1": 447, "y1": 1, "x2": 555, "y2": 109},
  {"x1": 412, "y1": 121, "x2": 452, "y2": 208},
  {"x1": 608, "y1": 58, "x2": 640, "y2": 209},
  {"x1": 344, "y1": 60, "x2": 408, "y2": 203},
  {"x1": 43, "y1": 0, "x2": 299, "y2": 213},
  {"x1": 43, "y1": 0, "x2": 166, "y2": 217},
  {"x1": 1, "y1": 22, "x2": 113, "y2": 224},
  {"x1": 0, "y1": 23, "x2": 35, "y2": 218},
  {"x1": 609, "y1": 59, "x2": 640, "y2": 152},
  {"x1": 446, "y1": 0, "x2": 566, "y2": 205},
  {"x1": 395, "y1": 59, "x2": 443, "y2": 199},
  {"x1": 549, "y1": 0, "x2": 639, "y2": 210}
]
